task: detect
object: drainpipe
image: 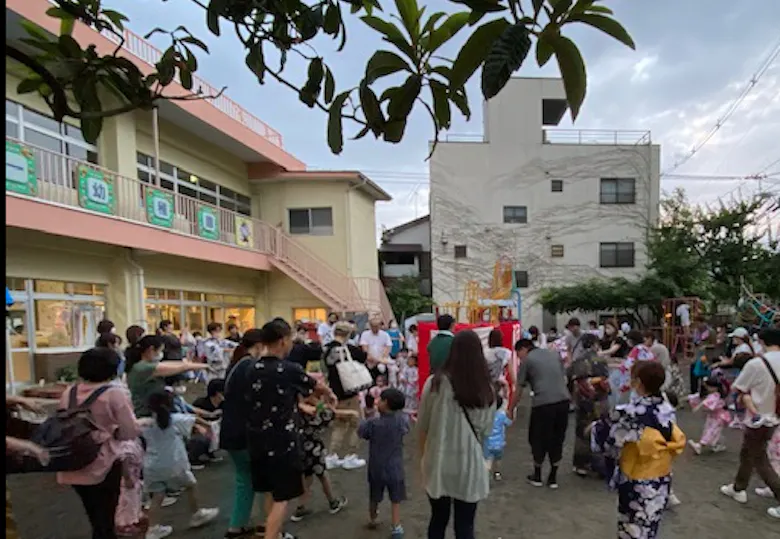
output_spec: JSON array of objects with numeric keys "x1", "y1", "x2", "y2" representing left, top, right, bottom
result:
[{"x1": 126, "y1": 249, "x2": 146, "y2": 330}]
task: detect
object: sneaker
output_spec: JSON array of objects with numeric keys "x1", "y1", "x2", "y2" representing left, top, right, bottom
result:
[
  {"x1": 687, "y1": 440, "x2": 702, "y2": 455},
  {"x1": 391, "y1": 525, "x2": 404, "y2": 539},
  {"x1": 325, "y1": 454, "x2": 342, "y2": 470},
  {"x1": 573, "y1": 467, "x2": 589, "y2": 477},
  {"x1": 720, "y1": 484, "x2": 748, "y2": 504},
  {"x1": 547, "y1": 478, "x2": 559, "y2": 490},
  {"x1": 493, "y1": 472, "x2": 503, "y2": 482},
  {"x1": 756, "y1": 486, "x2": 775, "y2": 499},
  {"x1": 189, "y1": 507, "x2": 220, "y2": 528},
  {"x1": 145, "y1": 524, "x2": 173, "y2": 539},
  {"x1": 768, "y1": 507, "x2": 780, "y2": 519},
  {"x1": 117, "y1": 522, "x2": 148, "y2": 537},
  {"x1": 329, "y1": 496, "x2": 348, "y2": 515},
  {"x1": 711, "y1": 444, "x2": 727, "y2": 453},
  {"x1": 190, "y1": 463, "x2": 206, "y2": 471},
  {"x1": 161, "y1": 496, "x2": 178, "y2": 508},
  {"x1": 208, "y1": 454, "x2": 224, "y2": 463},
  {"x1": 290, "y1": 506, "x2": 313, "y2": 523},
  {"x1": 668, "y1": 493, "x2": 681, "y2": 507},
  {"x1": 526, "y1": 474, "x2": 543, "y2": 487},
  {"x1": 341, "y1": 454, "x2": 366, "y2": 470}
]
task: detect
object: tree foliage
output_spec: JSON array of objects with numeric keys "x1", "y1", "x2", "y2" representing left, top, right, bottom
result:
[
  {"x1": 386, "y1": 275, "x2": 433, "y2": 322},
  {"x1": 8, "y1": 0, "x2": 635, "y2": 154}
]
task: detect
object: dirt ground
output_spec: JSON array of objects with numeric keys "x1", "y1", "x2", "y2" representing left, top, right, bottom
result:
[{"x1": 7, "y1": 396, "x2": 779, "y2": 539}]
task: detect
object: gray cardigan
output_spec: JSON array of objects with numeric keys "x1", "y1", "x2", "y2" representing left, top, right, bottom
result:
[{"x1": 418, "y1": 376, "x2": 495, "y2": 503}]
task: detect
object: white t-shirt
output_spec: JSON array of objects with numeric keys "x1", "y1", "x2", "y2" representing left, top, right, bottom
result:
[
  {"x1": 733, "y1": 342, "x2": 753, "y2": 357},
  {"x1": 359, "y1": 329, "x2": 392, "y2": 361},
  {"x1": 406, "y1": 333, "x2": 418, "y2": 355},
  {"x1": 317, "y1": 322, "x2": 334, "y2": 345},
  {"x1": 676, "y1": 304, "x2": 691, "y2": 327},
  {"x1": 621, "y1": 322, "x2": 631, "y2": 334},
  {"x1": 733, "y1": 351, "x2": 780, "y2": 427}
]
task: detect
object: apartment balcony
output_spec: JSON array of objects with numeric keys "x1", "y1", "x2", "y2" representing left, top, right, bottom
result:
[
  {"x1": 543, "y1": 129, "x2": 651, "y2": 145},
  {"x1": 5, "y1": 137, "x2": 392, "y2": 321}
]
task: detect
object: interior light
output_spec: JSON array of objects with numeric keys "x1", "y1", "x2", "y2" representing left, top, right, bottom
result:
[{"x1": 190, "y1": 175, "x2": 198, "y2": 183}]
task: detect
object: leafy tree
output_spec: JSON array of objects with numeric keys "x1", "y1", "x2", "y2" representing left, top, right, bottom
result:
[
  {"x1": 8, "y1": 0, "x2": 635, "y2": 153},
  {"x1": 386, "y1": 275, "x2": 433, "y2": 322}
]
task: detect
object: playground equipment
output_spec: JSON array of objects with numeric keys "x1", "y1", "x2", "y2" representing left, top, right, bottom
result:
[
  {"x1": 435, "y1": 256, "x2": 522, "y2": 324},
  {"x1": 737, "y1": 282, "x2": 779, "y2": 328},
  {"x1": 661, "y1": 297, "x2": 703, "y2": 361}
]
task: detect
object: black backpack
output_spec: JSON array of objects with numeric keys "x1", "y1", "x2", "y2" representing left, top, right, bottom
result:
[{"x1": 30, "y1": 384, "x2": 113, "y2": 472}]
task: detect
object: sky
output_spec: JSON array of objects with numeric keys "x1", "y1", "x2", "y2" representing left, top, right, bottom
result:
[{"x1": 107, "y1": 0, "x2": 780, "y2": 235}]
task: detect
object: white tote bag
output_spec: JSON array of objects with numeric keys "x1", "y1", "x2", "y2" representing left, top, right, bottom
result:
[{"x1": 335, "y1": 344, "x2": 373, "y2": 394}]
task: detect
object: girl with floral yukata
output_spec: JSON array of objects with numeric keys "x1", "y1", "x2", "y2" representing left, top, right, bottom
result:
[
  {"x1": 398, "y1": 355, "x2": 419, "y2": 417},
  {"x1": 686, "y1": 375, "x2": 731, "y2": 455},
  {"x1": 613, "y1": 330, "x2": 657, "y2": 406},
  {"x1": 591, "y1": 361, "x2": 686, "y2": 539}
]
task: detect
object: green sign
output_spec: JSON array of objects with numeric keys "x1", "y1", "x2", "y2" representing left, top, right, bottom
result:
[
  {"x1": 77, "y1": 166, "x2": 115, "y2": 214},
  {"x1": 6, "y1": 141, "x2": 37, "y2": 195},
  {"x1": 146, "y1": 188, "x2": 174, "y2": 228},
  {"x1": 197, "y1": 206, "x2": 219, "y2": 240}
]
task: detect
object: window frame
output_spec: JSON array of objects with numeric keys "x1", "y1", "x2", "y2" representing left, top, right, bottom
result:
[
  {"x1": 551, "y1": 244, "x2": 564, "y2": 258},
  {"x1": 551, "y1": 179, "x2": 563, "y2": 193},
  {"x1": 514, "y1": 270, "x2": 529, "y2": 288},
  {"x1": 454, "y1": 245, "x2": 468, "y2": 259},
  {"x1": 287, "y1": 207, "x2": 334, "y2": 236},
  {"x1": 599, "y1": 242, "x2": 636, "y2": 268},
  {"x1": 502, "y1": 205, "x2": 528, "y2": 224},
  {"x1": 600, "y1": 178, "x2": 636, "y2": 205}
]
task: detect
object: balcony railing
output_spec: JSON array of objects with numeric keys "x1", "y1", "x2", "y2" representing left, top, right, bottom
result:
[
  {"x1": 6, "y1": 137, "x2": 393, "y2": 318},
  {"x1": 543, "y1": 129, "x2": 651, "y2": 145}
]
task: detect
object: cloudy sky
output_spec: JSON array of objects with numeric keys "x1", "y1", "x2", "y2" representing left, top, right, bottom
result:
[{"x1": 108, "y1": 0, "x2": 780, "y2": 234}]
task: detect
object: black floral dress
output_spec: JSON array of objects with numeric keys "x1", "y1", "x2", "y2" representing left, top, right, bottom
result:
[{"x1": 301, "y1": 407, "x2": 335, "y2": 477}]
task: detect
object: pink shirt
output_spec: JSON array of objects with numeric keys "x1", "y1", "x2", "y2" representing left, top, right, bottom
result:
[{"x1": 57, "y1": 382, "x2": 140, "y2": 486}]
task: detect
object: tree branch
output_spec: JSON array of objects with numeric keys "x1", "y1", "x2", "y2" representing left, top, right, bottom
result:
[{"x1": 6, "y1": 44, "x2": 70, "y2": 120}]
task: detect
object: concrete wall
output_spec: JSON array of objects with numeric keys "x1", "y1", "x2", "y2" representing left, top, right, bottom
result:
[
  {"x1": 430, "y1": 78, "x2": 661, "y2": 330},
  {"x1": 347, "y1": 188, "x2": 381, "y2": 278},
  {"x1": 385, "y1": 219, "x2": 431, "y2": 252}
]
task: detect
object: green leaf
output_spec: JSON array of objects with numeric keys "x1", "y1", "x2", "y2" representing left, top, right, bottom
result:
[
  {"x1": 387, "y1": 74, "x2": 422, "y2": 120},
  {"x1": 300, "y1": 58, "x2": 324, "y2": 107},
  {"x1": 245, "y1": 45, "x2": 265, "y2": 83},
  {"x1": 61, "y1": 17, "x2": 75, "y2": 36},
  {"x1": 156, "y1": 48, "x2": 176, "y2": 85},
  {"x1": 585, "y1": 5, "x2": 614, "y2": 15},
  {"x1": 58, "y1": 35, "x2": 82, "y2": 59},
  {"x1": 450, "y1": 89, "x2": 471, "y2": 119},
  {"x1": 569, "y1": 14, "x2": 636, "y2": 49},
  {"x1": 324, "y1": 68, "x2": 336, "y2": 104},
  {"x1": 550, "y1": 35, "x2": 587, "y2": 119},
  {"x1": 327, "y1": 91, "x2": 351, "y2": 154},
  {"x1": 102, "y1": 9, "x2": 128, "y2": 31},
  {"x1": 450, "y1": 0, "x2": 507, "y2": 13},
  {"x1": 394, "y1": 0, "x2": 420, "y2": 42},
  {"x1": 481, "y1": 24, "x2": 531, "y2": 99},
  {"x1": 365, "y1": 50, "x2": 410, "y2": 85},
  {"x1": 359, "y1": 82, "x2": 385, "y2": 136},
  {"x1": 184, "y1": 48, "x2": 198, "y2": 71},
  {"x1": 551, "y1": 0, "x2": 574, "y2": 20},
  {"x1": 427, "y1": 12, "x2": 470, "y2": 53},
  {"x1": 324, "y1": 3, "x2": 340, "y2": 34},
  {"x1": 206, "y1": 0, "x2": 223, "y2": 36},
  {"x1": 21, "y1": 20, "x2": 50, "y2": 42},
  {"x1": 351, "y1": 125, "x2": 372, "y2": 140},
  {"x1": 421, "y1": 13, "x2": 446, "y2": 36},
  {"x1": 430, "y1": 80, "x2": 451, "y2": 130},
  {"x1": 449, "y1": 18, "x2": 510, "y2": 90},
  {"x1": 16, "y1": 77, "x2": 42, "y2": 95},
  {"x1": 80, "y1": 116, "x2": 103, "y2": 145},
  {"x1": 180, "y1": 68, "x2": 193, "y2": 90},
  {"x1": 180, "y1": 36, "x2": 209, "y2": 53},
  {"x1": 361, "y1": 16, "x2": 416, "y2": 61},
  {"x1": 430, "y1": 65, "x2": 451, "y2": 80},
  {"x1": 383, "y1": 118, "x2": 407, "y2": 143},
  {"x1": 536, "y1": 32, "x2": 555, "y2": 67}
]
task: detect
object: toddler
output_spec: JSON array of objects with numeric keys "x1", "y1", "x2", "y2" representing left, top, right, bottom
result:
[
  {"x1": 687, "y1": 376, "x2": 731, "y2": 454},
  {"x1": 358, "y1": 388, "x2": 410, "y2": 539},
  {"x1": 364, "y1": 376, "x2": 388, "y2": 419},
  {"x1": 142, "y1": 391, "x2": 219, "y2": 539},
  {"x1": 398, "y1": 355, "x2": 419, "y2": 417},
  {"x1": 484, "y1": 396, "x2": 513, "y2": 481},
  {"x1": 290, "y1": 395, "x2": 349, "y2": 522}
]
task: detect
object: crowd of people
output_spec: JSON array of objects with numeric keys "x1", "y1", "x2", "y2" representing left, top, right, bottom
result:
[{"x1": 5, "y1": 311, "x2": 780, "y2": 539}]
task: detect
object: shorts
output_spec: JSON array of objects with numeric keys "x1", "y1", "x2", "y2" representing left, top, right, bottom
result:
[
  {"x1": 251, "y1": 457, "x2": 304, "y2": 502},
  {"x1": 484, "y1": 447, "x2": 503, "y2": 461},
  {"x1": 369, "y1": 478, "x2": 406, "y2": 505},
  {"x1": 145, "y1": 470, "x2": 197, "y2": 494}
]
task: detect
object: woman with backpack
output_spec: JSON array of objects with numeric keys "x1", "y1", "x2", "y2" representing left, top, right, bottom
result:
[{"x1": 57, "y1": 347, "x2": 140, "y2": 539}]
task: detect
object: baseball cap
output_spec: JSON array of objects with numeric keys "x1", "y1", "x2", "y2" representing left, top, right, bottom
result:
[{"x1": 728, "y1": 327, "x2": 749, "y2": 339}]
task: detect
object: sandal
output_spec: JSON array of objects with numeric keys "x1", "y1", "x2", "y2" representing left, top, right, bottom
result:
[{"x1": 225, "y1": 527, "x2": 254, "y2": 538}]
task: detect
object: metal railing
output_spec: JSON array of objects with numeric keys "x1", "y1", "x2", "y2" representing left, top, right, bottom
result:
[
  {"x1": 6, "y1": 137, "x2": 392, "y2": 316},
  {"x1": 543, "y1": 129, "x2": 651, "y2": 145},
  {"x1": 99, "y1": 28, "x2": 284, "y2": 148}
]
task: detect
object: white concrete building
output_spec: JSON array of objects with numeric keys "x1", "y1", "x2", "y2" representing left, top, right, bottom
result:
[{"x1": 429, "y1": 77, "x2": 661, "y2": 330}]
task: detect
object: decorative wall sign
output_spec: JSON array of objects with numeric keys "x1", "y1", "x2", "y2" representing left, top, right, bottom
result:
[
  {"x1": 235, "y1": 216, "x2": 254, "y2": 248},
  {"x1": 146, "y1": 188, "x2": 174, "y2": 228},
  {"x1": 6, "y1": 141, "x2": 37, "y2": 195},
  {"x1": 198, "y1": 206, "x2": 219, "y2": 240},
  {"x1": 77, "y1": 166, "x2": 115, "y2": 214}
]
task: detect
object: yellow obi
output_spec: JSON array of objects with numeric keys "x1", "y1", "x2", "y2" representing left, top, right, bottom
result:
[{"x1": 619, "y1": 424, "x2": 687, "y2": 481}]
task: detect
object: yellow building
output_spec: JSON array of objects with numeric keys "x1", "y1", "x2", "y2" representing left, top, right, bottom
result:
[{"x1": 5, "y1": 0, "x2": 392, "y2": 387}]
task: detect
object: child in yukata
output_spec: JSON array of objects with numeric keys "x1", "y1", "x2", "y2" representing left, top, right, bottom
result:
[{"x1": 687, "y1": 375, "x2": 731, "y2": 454}]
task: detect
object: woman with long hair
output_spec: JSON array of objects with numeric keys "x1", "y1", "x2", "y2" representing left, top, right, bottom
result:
[{"x1": 418, "y1": 330, "x2": 496, "y2": 539}]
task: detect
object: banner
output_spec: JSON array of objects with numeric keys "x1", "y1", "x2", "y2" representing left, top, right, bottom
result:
[
  {"x1": 77, "y1": 166, "x2": 115, "y2": 214},
  {"x1": 235, "y1": 215, "x2": 253, "y2": 247},
  {"x1": 6, "y1": 141, "x2": 37, "y2": 195},
  {"x1": 146, "y1": 188, "x2": 174, "y2": 228},
  {"x1": 197, "y1": 206, "x2": 219, "y2": 240}
]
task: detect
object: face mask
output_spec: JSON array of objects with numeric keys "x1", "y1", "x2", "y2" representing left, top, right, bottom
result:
[
  {"x1": 174, "y1": 385, "x2": 187, "y2": 395},
  {"x1": 154, "y1": 351, "x2": 164, "y2": 362}
]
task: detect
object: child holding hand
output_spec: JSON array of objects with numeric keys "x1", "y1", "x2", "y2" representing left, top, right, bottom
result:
[
  {"x1": 687, "y1": 376, "x2": 731, "y2": 455},
  {"x1": 358, "y1": 388, "x2": 409, "y2": 539},
  {"x1": 484, "y1": 396, "x2": 513, "y2": 481}
]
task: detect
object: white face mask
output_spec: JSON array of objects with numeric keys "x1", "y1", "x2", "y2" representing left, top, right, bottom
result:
[
  {"x1": 174, "y1": 385, "x2": 187, "y2": 395},
  {"x1": 154, "y1": 351, "x2": 164, "y2": 362}
]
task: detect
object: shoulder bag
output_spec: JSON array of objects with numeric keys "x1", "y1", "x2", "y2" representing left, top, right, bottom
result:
[
  {"x1": 759, "y1": 356, "x2": 780, "y2": 415},
  {"x1": 335, "y1": 345, "x2": 373, "y2": 394}
]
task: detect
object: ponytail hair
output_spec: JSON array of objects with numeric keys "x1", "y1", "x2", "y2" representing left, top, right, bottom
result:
[
  {"x1": 147, "y1": 390, "x2": 173, "y2": 430},
  {"x1": 125, "y1": 334, "x2": 163, "y2": 373}
]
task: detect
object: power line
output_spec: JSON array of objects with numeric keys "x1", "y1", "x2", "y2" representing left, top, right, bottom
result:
[{"x1": 662, "y1": 37, "x2": 780, "y2": 176}]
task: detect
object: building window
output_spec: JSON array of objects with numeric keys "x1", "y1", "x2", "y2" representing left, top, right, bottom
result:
[
  {"x1": 31, "y1": 279, "x2": 107, "y2": 349},
  {"x1": 514, "y1": 270, "x2": 529, "y2": 288},
  {"x1": 293, "y1": 308, "x2": 327, "y2": 324},
  {"x1": 454, "y1": 245, "x2": 468, "y2": 259},
  {"x1": 600, "y1": 178, "x2": 636, "y2": 204},
  {"x1": 551, "y1": 244, "x2": 564, "y2": 258},
  {"x1": 503, "y1": 205, "x2": 528, "y2": 224},
  {"x1": 288, "y1": 207, "x2": 334, "y2": 235},
  {"x1": 600, "y1": 242, "x2": 635, "y2": 268},
  {"x1": 135, "y1": 152, "x2": 252, "y2": 216},
  {"x1": 551, "y1": 180, "x2": 563, "y2": 192},
  {"x1": 383, "y1": 252, "x2": 416, "y2": 265}
]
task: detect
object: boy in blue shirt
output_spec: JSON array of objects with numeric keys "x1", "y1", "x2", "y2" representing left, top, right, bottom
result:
[{"x1": 485, "y1": 395, "x2": 513, "y2": 481}]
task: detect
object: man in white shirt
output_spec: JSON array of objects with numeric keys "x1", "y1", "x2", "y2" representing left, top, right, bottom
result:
[
  {"x1": 359, "y1": 318, "x2": 392, "y2": 375},
  {"x1": 720, "y1": 328, "x2": 780, "y2": 518},
  {"x1": 317, "y1": 312, "x2": 339, "y2": 346},
  {"x1": 676, "y1": 303, "x2": 691, "y2": 338}
]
